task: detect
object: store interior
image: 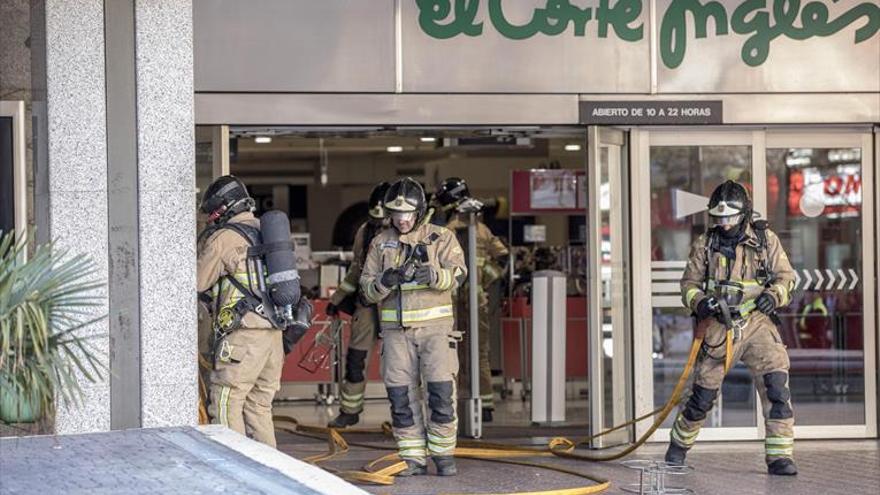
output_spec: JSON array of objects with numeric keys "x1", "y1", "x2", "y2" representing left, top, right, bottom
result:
[{"x1": 196, "y1": 126, "x2": 597, "y2": 436}]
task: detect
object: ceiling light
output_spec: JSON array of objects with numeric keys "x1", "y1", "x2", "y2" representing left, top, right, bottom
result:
[
  {"x1": 255, "y1": 136, "x2": 272, "y2": 144},
  {"x1": 420, "y1": 137, "x2": 436, "y2": 142},
  {"x1": 386, "y1": 146, "x2": 403, "y2": 153},
  {"x1": 565, "y1": 144, "x2": 582, "y2": 151}
]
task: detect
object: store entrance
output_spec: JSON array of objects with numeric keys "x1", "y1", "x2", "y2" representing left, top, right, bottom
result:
[
  {"x1": 196, "y1": 125, "x2": 614, "y2": 439},
  {"x1": 631, "y1": 128, "x2": 877, "y2": 441}
]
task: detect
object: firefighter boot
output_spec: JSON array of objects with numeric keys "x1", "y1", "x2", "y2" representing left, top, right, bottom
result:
[
  {"x1": 665, "y1": 443, "x2": 688, "y2": 466},
  {"x1": 768, "y1": 458, "x2": 798, "y2": 476},
  {"x1": 328, "y1": 411, "x2": 360, "y2": 429},
  {"x1": 433, "y1": 456, "x2": 458, "y2": 476},
  {"x1": 398, "y1": 459, "x2": 428, "y2": 477}
]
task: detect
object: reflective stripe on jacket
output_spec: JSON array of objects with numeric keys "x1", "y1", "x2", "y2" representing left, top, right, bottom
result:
[
  {"x1": 681, "y1": 224, "x2": 795, "y2": 317},
  {"x1": 360, "y1": 221, "x2": 467, "y2": 329}
]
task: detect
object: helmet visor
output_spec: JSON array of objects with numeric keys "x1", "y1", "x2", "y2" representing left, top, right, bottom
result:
[
  {"x1": 708, "y1": 200, "x2": 744, "y2": 216},
  {"x1": 390, "y1": 211, "x2": 417, "y2": 233}
]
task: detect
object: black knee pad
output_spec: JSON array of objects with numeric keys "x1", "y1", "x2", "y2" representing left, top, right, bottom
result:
[
  {"x1": 763, "y1": 371, "x2": 793, "y2": 419},
  {"x1": 345, "y1": 349, "x2": 368, "y2": 383},
  {"x1": 386, "y1": 385, "x2": 415, "y2": 428},
  {"x1": 683, "y1": 384, "x2": 718, "y2": 422},
  {"x1": 427, "y1": 381, "x2": 455, "y2": 424}
]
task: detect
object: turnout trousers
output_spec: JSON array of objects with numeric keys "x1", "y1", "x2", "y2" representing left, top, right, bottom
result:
[
  {"x1": 670, "y1": 313, "x2": 795, "y2": 464},
  {"x1": 381, "y1": 325, "x2": 459, "y2": 465},
  {"x1": 208, "y1": 328, "x2": 283, "y2": 448},
  {"x1": 339, "y1": 303, "x2": 379, "y2": 415}
]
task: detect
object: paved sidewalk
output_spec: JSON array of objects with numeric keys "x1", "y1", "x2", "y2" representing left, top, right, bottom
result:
[
  {"x1": 0, "y1": 426, "x2": 367, "y2": 495},
  {"x1": 277, "y1": 429, "x2": 880, "y2": 495}
]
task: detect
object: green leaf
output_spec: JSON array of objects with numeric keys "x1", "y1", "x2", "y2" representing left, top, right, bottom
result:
[{"x1": 0, "y1": 230, "x2": 107, "y2": 416}]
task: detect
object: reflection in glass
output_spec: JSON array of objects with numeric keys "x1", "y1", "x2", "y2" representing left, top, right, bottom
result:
[{"x1": 766, "y1": 147, "x2": 865, "y2": 425}]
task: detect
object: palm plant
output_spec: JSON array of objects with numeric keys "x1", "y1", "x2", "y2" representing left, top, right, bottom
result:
[{"x1": 0, "y1": 230, "x2": 105, "y2": 423}]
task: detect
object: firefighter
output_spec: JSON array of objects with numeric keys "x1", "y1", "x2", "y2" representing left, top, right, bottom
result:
[
  {"x1": 666, "y1": 180, "x2": 798, "y2": 476},
  {"x1": 197, "y1": 175, "x2": 299, "y2": 448},
  {"x1": 360, "y1": 178, "x2": 467, "y2": 476},
  {"x1": 435, "y1": 177, "x2": 508, "y2": 422},
  {"x1": 327, "y1": 182, "x2": 390, "y2": 428}
]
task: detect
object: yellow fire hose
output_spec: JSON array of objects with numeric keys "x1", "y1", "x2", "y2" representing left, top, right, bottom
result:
[{"x1": 272, "y1": 336, "x2": 707, "y2": 494}]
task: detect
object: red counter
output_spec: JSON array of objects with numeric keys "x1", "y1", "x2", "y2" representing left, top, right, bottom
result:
[{"x1": 286, "y1": 297, "x2": 590, "y2": 383}]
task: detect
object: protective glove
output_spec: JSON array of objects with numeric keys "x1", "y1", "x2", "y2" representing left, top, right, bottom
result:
[
  {"x1": 381, "y1": 267, "x2": 403, "y2": 288},
  {"x1": 695, "y1": 296, "x2": 719, "y2": 322},
  {"x1": 414, "y1": 265, "x2": 438, "y2": 286},
  {"x1": 325, "y1": 302, "x2": 339, "y2": 317},
  {"x1": 755, "y1": 292, "x2": 776, "y2": 315}
]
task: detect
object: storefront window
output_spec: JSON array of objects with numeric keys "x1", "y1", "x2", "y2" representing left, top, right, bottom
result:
[
  {"x1": 649, "y1": 145, "x2": 754, "y2": 428},
  {"x1": 765, "y1": 147, "x2": 865, "y2": 425}
]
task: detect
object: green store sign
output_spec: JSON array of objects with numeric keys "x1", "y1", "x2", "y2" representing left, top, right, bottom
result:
[{"x1": 416, "y1": 0, "x2": 880, "y2": 68}]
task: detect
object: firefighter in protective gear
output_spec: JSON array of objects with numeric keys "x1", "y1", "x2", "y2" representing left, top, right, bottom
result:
[
  {"x1": 361, "y1": 178, "x2": 467, "y2": 477},
  {"x1": 666, "y1": 181, "x2": 798, "y2": 476},
  {"x1": 197, "y1": 175, "x2": 291, "y2": 448},
  {"x1": 327, "y1": 182, "x2": 390, "y2": 428},
  {"x1": 436, "y1": 177, "x2": 508, "y2": 422}
]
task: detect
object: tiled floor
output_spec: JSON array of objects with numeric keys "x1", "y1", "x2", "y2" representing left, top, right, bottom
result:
[
  {"x1": 275, "y1": 399, "x2": 880, "y2": 495},
  {"x1": 277, "y1": 428, "x2": 880, "y2": 495}
]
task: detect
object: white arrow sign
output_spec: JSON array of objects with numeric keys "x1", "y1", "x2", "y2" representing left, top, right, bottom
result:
[
  {"x1": 796, "y1": 267, "x2": 861, "y2": 291},
  {"x1": 802, "y1": 269, "x2": 812, "y2": 291},
  {"x1": 848, "y1": 269, "x2": 859, "y2": 290},
  {"x1": 673, "y1": 189, "x2": 710, "y2": 219}
]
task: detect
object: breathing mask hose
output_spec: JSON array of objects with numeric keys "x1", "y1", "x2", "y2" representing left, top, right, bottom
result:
[{"x1": 261, "y1": 210, "x2": 301, "y2": 308}]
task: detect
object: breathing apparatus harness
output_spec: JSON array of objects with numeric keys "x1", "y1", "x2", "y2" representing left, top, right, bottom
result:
[
  {"x1": 700, "y1": 217, "x2": 781, "y2": 370},
  {"x1": 201, "y1": 211, "x2": 312, "y2": 358},
  {"x1": 390, "y1": 232, "x2": 440, "y2": 328}
]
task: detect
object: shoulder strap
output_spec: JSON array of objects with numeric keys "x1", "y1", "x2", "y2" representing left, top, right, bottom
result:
[
  {"x1": 703, "y1": 231, "x2": 716, "y2": 288},
  {"x1": 221, "y1": 222, "x2": 262, "y2": 247},
  {"x1": 224, "y1": 274, "x2": 262, "y2": 309},
  {"x1": 215, "y1": 222, "x2": 265, "y2": 305},
  {"x1": 750, "y1": 220, "x2": 772, "y2": 282},
  {"x1": 752, "y1": 220, "x2": 768, "y2": 248}
]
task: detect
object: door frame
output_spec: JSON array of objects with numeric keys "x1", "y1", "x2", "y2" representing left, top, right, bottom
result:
[
  {"x1": 763, "y1": 130, "x2": 877, "y2": 439},
  {"x1": 0, "y1": 100, "x2": 27, "y2": 239},
  {"x1": 631, "y1": 127, "x2": 877, "y2": 441},
  {"x1": 587, "y1": 126, "x2": 632, "y2": 447}
]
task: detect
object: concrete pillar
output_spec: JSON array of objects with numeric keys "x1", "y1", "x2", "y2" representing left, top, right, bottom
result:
[
  {"x1": 30, "y1": 0, "x2": 196, "y2": 433},
  {"x1": 33, "y1": 0, "x2": 112, "y2": 434},
  {"x1": 134, "y1": 0, "x2": 197, "y2": 428}
]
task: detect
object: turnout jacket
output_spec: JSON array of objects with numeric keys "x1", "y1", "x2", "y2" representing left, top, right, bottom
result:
[
  {"x1": 197, "y1": 212, "x2": 273, "y2": 329},
  {"x1": 444, "y1": 213, "x2": 508, "y2": 288},
  {"x1": 360, "y1": 221, "x2": 467, "y2": 329},
  {"x1": 681, "y1": 223, "x2": 796, "y2": 317}
]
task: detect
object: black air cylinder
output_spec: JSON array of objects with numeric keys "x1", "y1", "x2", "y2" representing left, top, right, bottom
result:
[{"x1": 260, "y1": 210, "x2": 301, "y2": 307}]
